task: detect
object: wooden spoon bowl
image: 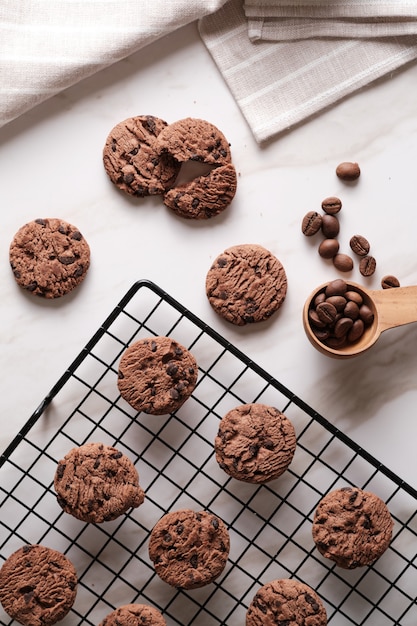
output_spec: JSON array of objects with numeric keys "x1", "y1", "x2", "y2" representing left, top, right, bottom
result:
[{"x1": 303, "y1": 281, "x2": 417, "y2": 358}]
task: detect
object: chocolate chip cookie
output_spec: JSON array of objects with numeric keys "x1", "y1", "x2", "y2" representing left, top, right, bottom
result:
[
  {"x1": 205, "y1": 244, "x2": 288, "y2": 325},
  {"x1": 54, "y1": 442, "x2": 145, "y2": 523},
  {"x1": 154, "y1": 117, "x2": 231, "y2": 166},
  {"x1": 148, "y1": 509, "x2": 230, "y2": 589},
  {"x1": 117, "y1": 336, "x2": 198, "y2": 415},
  {"x1": 163, "y1": 161, "x2": 237, "y2": 219},
  {"x1": 312, "y1": 486, "x2": 393, "y2": 569},
  {"x1": 0, "y1": 544, "x2": 78, "y2": 626},
  {"x1": 103, "y1": 115, "x2": 180, "y2": 196},
  {"x1": 98, "y1": 604, "x2": 166, "y2": 626},
  {"x1": 246, "y1": 578, "x2": 327, "y2": 626},
  {"x1": 9, "y1": 218, "x2": 90, "y2": 298},
  {"x1": 215, "y1": 403, "x2": 296, "y2": 483}
]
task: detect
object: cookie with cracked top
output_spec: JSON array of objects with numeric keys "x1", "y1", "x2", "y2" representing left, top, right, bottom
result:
[
  {"x1": 117, "y1": 336, "x2": 198, "y2": 415},
  {"x1": 9, "y1": 217, "x2": 90, "y2": 298},
  {"x1": 312, "y1": 486, "x2": 393, "y2": 569},
  {"x1": 205, "y1": 243, "x2": 287, "y2": 325},
  {"x1": 0, "y1": 544, "x2": 78, "y2": 626},
  {"x1": 215, "y1": 403, "x2": 296, "y2": 483},
  {"x1": 54, "y1": 442, "x2": 145, "y2": 523},
  {"x1": 246, "y1": 578, "x2": 327, "y2": 626},
  {"x1": 98, "y1": 603, "x2": 166, "y2": 626},
  {"x1": 163, "y1": 161, "x2": 237, "y2": 219},
  {"x1": 148, "y1": 509, "x2": 230, "y2": 589},
  {"x1": 154, "y1": 116, "x2": 231, "y2": 165},
  {"x1": 102, "y1": 115, "x2": 181, "y2": 196}
]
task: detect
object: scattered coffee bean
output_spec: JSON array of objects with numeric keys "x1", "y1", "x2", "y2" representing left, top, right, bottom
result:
[
  {"x1": 336, "y1": 161, "x2": 361, "y2": 181},
  {"x1": 318, "y1": 238, "x2": 339, "y2": 259},
  {"x1": 321, "y1": 196, "x2": 342, "y2": 215},
  {"x1": 359, "y1": 255, "x2": 376, "y2": 277},
  {"x1": 333, "y1": 253, "x2": 353, "y2": 273},
  {"x1": 302, "y1": 211, "x2": 322, "y2": 236},
  {"x1": 308, "y1": 279, "x2": 374, "y2": 349},
  {"x1": 381, "y1": 275, "x2": 400, "y2": 289},
  {"x1": 321, "y1": 214, "x2": 340, "y2": 238},
  {"x1": 349, "y1": 235, "x2": 370, "y2": 256}
]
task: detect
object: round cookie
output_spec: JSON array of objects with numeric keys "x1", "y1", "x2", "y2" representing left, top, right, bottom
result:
[
  {"x1": 246, "y1": 578, "x2": 327, "y2": 626},
  {"x1": 54, "y1": 442, "x2": 145, "y2": 523},
  {"x1": 215, "y1": 403, "x2": 296, "y2": 483},
  {"x1": 148, "y1": 509, "x2": 230, "y2": 589},
  {"x1": 0, "y1": 544, "x2": 78, "y2": 626},
  {"x1": 9, "y1": 217, "x2": 90, "y2": 298},
  {"x1": 163, "y1": 161, "x2": 237, "y2": 219},
  {"x1": 102, "y1": 115, "x2": 181, "y2": 196},
  {"x1": 117, "y1": 336, "x2": 198, "y2": 415},
  {"x1": 99, "y1": 604, "x2": 166, "y2": 626},
  {"x1": 153, "y1": 117, "x2": 232, "y2": 166},
  {"x1": 312, "y1": 486, "x2": 393, "y2": 569},
  {"x1": 205, "y1": 244, "x2": 287, "y2": 325}
]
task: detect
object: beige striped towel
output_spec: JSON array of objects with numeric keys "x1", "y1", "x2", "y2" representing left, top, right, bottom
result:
[
  {"x1": 199, "y1": 0, "x2": 417, "y2": 143},
  {"x1": 0, "y1": 0, "x2": 227, "y2": 129},
  {"x1": 244, "y1": 0, "x2": 417, "y2": 41}
]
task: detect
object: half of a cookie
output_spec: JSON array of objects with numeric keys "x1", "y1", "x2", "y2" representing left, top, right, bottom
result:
[
  {"x1": 154, "y1": 117, "x2": 237, "y2": 219},
  {"x1": 103, "y1": 115, "x2": 181, "y2": 196}
]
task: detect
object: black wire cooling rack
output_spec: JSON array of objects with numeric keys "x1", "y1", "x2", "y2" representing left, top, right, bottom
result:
[{"x1": 1, "y1": 279, "x2": 417, "y2": 626}]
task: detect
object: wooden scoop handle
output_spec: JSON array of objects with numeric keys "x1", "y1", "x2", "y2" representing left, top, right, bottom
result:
[{"x1": 371, "y1": 285, "x2": 417, "y2": 333}]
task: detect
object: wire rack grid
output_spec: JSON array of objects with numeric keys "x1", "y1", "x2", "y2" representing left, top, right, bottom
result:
[{"x1": 0, "y1": 279, "x2": 417, "y2": 626}]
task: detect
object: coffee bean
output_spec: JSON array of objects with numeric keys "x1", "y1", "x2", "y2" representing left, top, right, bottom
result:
[
  {"x1": 318, "y1": 239, "x2": 339, "y2": 259},
  {"x1": 381, "y1": 275, "x2": 400, "y2": 289},
  {"x1": 359, "y1": 255, "x2": 376, "y2": 277},
  {"x1": 309, "y1": 308, "x2": 326, "y2": 329},
  {"x1": 345, "y1": 290, "x2": 363, "y2": 305},
  {"x1": 316, "y1": 301, "x2": 338, "y2": 325},
  {"x1": 302, "y1": 211, "x2": 322, "y2": 236},
  {"x1": 343, "y1": 300, "x2": 360, "y2": 320},
  {"x1": 325, "y1": 295, "x2": 347, "y2": 311},
  {"x1": 349, "y1": 235, "x2": 370, "y2": 256},
  {"x1": 325, "y1": 279, "x2": 348, "y2": 297},
  {"x1": 333, "y1": 253, "x2": 353, "y2": 273},
  {"x1": 336, "y1": 161, "x2": 361, "y2": 181},
  {"x1": 334, "y1": 317, "x2": 354, "y2": 338},
  {"x1": 314, "y1": 292, "x2": 326, "y2": 307},
  {"x1": 321, "y1": 214, "x2": 340, "y2": 238},
  {"x1": 321, "y1": 196, "x2": 342, "y2": 215},
  {"x1": 348, "y1": 319, "x2": 365, "y2": 343},
  {"x1": 359, "y1": 304, "x2": 374, "y2": 325}
]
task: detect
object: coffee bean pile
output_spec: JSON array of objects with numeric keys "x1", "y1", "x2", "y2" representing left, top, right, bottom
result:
[
  {"x1": 308, "y1": 278, "x2": 375, "y2": 349},
  {"x1": 302, "y1": 162, "x2": 400, "y2": 288}
]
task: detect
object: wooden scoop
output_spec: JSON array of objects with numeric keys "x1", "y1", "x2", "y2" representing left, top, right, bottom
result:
[{"x1": 303, "y1": 281, "x2": 417, "y2": 358}]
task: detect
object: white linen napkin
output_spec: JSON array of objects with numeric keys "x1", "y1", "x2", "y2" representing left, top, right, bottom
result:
[
  {"x1": 0, "y1": 0, "x2": 227, "y2": 129},
  {"x1": 244, "y1": 0, "x2": 417, "y2": 41},
  {"x1": 199, "y1": 0, "x2": 417, "y2": 143}
]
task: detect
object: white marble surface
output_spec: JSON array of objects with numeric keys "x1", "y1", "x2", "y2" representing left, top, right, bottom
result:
[{"x1": 1, "y1": 20, "x2": 417, "y2": 492}]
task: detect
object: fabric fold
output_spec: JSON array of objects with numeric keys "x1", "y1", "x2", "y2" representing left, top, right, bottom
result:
[
  {"x1": 199, "y1": 0, "x2": 417, "y2": 143},
  {"x1": 244, "y1": 0, "x2": 417, "y2": 41},
  {"x1": 0, "y1": 0, "x2": 228, "y2": 129}
]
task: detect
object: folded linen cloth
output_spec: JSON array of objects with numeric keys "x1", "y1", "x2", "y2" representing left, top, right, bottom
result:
[
  {"x1": 199, "y1": 0, "x2": 417, "y2": 143},
  {"x1": 0, "y1": 0, "x2": 227, "y2": 129},
  {"x1": 244, "y1": 0, "x2": 417, "y2": 41}
]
